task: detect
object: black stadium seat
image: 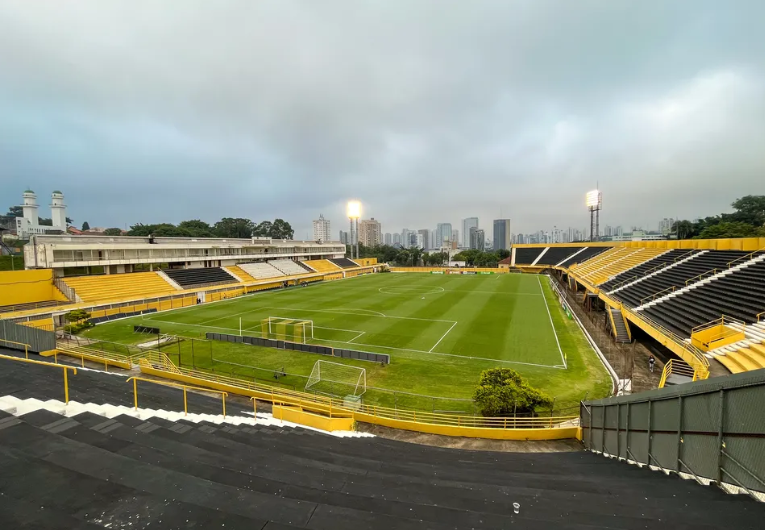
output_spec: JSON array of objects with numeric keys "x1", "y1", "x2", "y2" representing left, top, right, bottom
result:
[
  {"x1": 513, "y1": 247, "x2": 545, "y2": 265},
  {"x1": 557, "y1": 247, "x2": 608, "y2": 268},
  {"x1": 164, "y1": 267, "x2": 236, "y2": 289},
  {"x1": 329, "y1": 258, "x2": 359, "y2": 269},
  {"x1": 535, "y1": 247, "x2": 584, "y2": 266}
]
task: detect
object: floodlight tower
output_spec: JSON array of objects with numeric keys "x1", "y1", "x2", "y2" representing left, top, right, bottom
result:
[
  {"x1": 586, "y1": 190, "x2": 602, "y2": 242},
  {"x1": 347, "y1": 200, "x2": 361, "y2": 259}
]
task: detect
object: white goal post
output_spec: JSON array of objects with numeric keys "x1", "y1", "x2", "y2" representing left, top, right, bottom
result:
[
  {"x1": 261, "y1": 317, "x2": 314, "y2": 343},
  {"x1": 305, "y1": 360, "x2": 366, "y2": 397}
]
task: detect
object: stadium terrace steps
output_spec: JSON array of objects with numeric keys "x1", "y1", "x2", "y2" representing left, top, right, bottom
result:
[
  {"x1": 513, "y1": 247, "x2": 546, "y2": 265},
  {"x1": 237, "y1": 262, "x2": 285, "y2": 280},
  {"x1": 609, "y1": 308, "x2": 631, "y2": 343},
  {"x1": 599, "y1": 249, "x2": 691, "y2": 292},
  {"x1": 329, "y1": 257, "x2": 360, "y2": 269},
  {"x1": 556, "y1": 246, "x2": 608, "y2": 268},
  {"x1": 303, "y1": 259, "x2": 342, "y2": 273},
  {"x1": 269, "y1": 259, "x2": 313, "y2": 276},
  {"x1": 2, "y1": 352, "x2": 763, "y2": 529},
  {"x1": 63, "y1": 272, "x2": 179, "y2": 303},
  {"x1": 226, "y1": 265, "x2": 256, "y2": 283},
  {"x1": 163, "y1": 267, "x2": 239, "y2": 289},
  {"x1": 534, "y1": 247, "x2": 588, "y2": 266},
  {"x1": 609, "y1": 250, "x2": 750, "y2": 308},
  {"x1": 638, "y1": 253, "x2": 765, "y2": 339},
  {"x1": 575, "y1": 248, "x2": 667, "y2": 286}
]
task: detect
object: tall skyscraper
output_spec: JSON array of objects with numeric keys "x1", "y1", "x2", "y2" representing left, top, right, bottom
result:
[
  {"x1": 493, "y1": 219, "x2": 512, "y2": 250},
  {"x1": 384, "y1": 233, "x2": 392, "y2": 245},
  {"x1": 401, "y1": 229, "x2": 413, "y2": 248},
  {"x1": 392, "y1": 233, "x2": 401, "y2": 245},
  {"x1": 435, "y1": 223, "x2": 452, "y2": 248},
  {"x1": 359, "y1": 218, "x2": 382, "y2": 247},
  {"x1": 339, "y1": 230, "x2": 349, "y2": 244},
  {"x1": 417, "y1": 229, "x2": 429, "y2": 250},
  {"x1": 461, "y1": 217, "x2": 478, "y2": 248},
  {"x1": 658, "y1": 218, "x2": 675, "y2": 235},
  {"x1": 469, "y1": 227, "x2": 485, "y2": 250},
  {"x1": 452, "y1": 229, "x2": 459, "y2": 248},
  {"x1": 312, "y1": 214, "x2": 330, "y2": 241}
]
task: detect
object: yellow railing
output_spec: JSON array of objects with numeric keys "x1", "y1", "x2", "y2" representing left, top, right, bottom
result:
[
  {"x1": 0, "y1": 339, "x2": 31, "y2": 359},
  {"x1": 691, "y1": 315, "x2": 746, "y2": 336},
  {"x1": 639, "y1": 286, "x2": 676, "y2": 306},
  {"x1": 139, "y1": 352, "x2": 577, "y2": 429},
  {"x1": 127, "y1": 376, "x2": 227, "y2": 417},
  {"x1": 620, "y1": 305, "x2": 710, "y2": 378},
  {"x1": 758, "y1": 312, "x2": 765, "y2": 323},
  {"x1": 726, "y1": 246, "x2": 765, "y2": 269},
  {"x1": 685, "y1": 268, "x2": 719, "y2": 286},
  {"x1": 659, "y1": 359, "x2": 698, "y2": 388},
  {"x1": 0, "y1": 353, "x2": 77, "y2": 403},
  {"x1": 53, "y1": 346, "x2": 135, "y2": 371}
]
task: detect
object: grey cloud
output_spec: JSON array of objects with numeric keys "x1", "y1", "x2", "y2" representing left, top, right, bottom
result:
[{"x1": 1, "y1": 0, "x2": 763, "y2": 237}]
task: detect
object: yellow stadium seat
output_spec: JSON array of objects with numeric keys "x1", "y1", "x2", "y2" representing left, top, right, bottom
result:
[{"x1": 63, "y1": 272, "x2": 178, "y2": 303}]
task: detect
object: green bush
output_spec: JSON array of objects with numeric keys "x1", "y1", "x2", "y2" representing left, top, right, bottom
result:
[
  {"x1": 473, "y1": 368, "x2": 553, "y2": 417},
  {"x1": 64, "y1": 309, "x2": 91, "y2": 322},
  {"x1": 64, "y1": 321, "x2": 93, "y2": 334}
]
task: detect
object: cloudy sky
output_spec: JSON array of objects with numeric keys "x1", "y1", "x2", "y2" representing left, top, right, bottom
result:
[{"x1": 1, "y1": 1, "x2": 763, "y2": 239}]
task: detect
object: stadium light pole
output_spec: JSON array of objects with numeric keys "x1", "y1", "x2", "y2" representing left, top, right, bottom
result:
[
  {"x1": 586, "y1": 190, "x2": 602, "y2": 242},
  {"x1": 347, "y1": 200, "x2": 361, "y2": 259}
]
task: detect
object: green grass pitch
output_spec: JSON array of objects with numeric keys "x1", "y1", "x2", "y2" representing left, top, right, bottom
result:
[{"x1": 83, "y1": 272, "x2": 612, "y2": 413}]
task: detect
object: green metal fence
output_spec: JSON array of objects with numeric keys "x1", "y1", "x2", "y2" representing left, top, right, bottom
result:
[{"x1": 582, "y1": 370, "x2": 765, "y2": 498}]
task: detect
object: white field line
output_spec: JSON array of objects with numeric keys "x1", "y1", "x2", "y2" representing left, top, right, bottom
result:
[
  {"x1": 346, "y1": 331, "x2": 366, "y2": 344},
  {"x1": 257, "y1": 306, "x2": 457, "y2": 324},
  {"x1": 538, "y1": 275, "x2": 567, "y2": 369},
  {"x1": 443, "y1": 289, "x2": 543, "y2": 296},
  {"x1": 429, "y1": 321, "x2": 457, "y2": 352},
  {"x1": 142, "y1": 316, "x2": 561, "y2": 369}
]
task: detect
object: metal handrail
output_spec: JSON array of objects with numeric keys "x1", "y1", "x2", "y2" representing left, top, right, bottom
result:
[
  {"x1": 757, "y1": 312, "x2": 764, "y2": 323},
  {"x1": 658, "y1": 359, "x2": 697, "y2": 388},
  {"x1": 639, "y1": 286, "x2": 676, "y2": 306},
  {"x1": 138, "y1": 352, "x2": 577, "y2": 429},
  {"x1": 0, "y1": 353, "x2": 77, "y2": 403},
  {"x1": 126, "y1": 376, "x2": 227, "y2": 417},
  {"x1": 0, "y1": 339, "x2": 31, "y2": 359},
  {"x1": 685, "y1": 268, "x2": 718, "y2": 286},
  {"x1": 726, "y1": 246, "x2": 765, "y2": 269}
]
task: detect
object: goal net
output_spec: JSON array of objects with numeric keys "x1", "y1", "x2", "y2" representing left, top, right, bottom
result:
[
  {"x1": 305, "y1": 360, "x2": 366, "y2": 398},
  {"x1": 260, "y1": 317, "x2": 314, "y2": 344}
]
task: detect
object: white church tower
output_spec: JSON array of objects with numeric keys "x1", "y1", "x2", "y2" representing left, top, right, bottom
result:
[{"x1": 50, "y1": 190, "x2": 67, "y2": 230}]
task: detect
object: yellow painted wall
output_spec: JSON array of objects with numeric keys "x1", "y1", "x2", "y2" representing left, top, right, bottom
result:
[
  {"x1": 514, "y1": 237, "x2": 765, "y2": 251},
  {"x1": 0, "y1": 270, "x2": 63, "y2": 306},
  {"x1": 272, "y1": 405, "x2": 355, "y2": 432}
]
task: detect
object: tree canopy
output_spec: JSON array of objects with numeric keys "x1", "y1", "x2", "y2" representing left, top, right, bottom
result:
[
  {"x1": 672, "y1": 195, "x2": 765, "y2": 239},
  {"x1": 126, "y1": 218, "x2": 294, "y2": 239},
  {"x1": 473, "y1": 368, "x2": 553, "y2": 417}
]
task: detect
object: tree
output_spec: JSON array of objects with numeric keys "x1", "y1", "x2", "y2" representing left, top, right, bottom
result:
[
  {"x1": 65, "y1": 309, "x2": 92, "y2": 322},
  {"x1": 82, "y1": 221, "x2": 90, "y2": 231},
  {"x1": 672, "y1": 220, "x2": 694, "y2": 239},
  {"x1": 270, "y1": 218, "x2": 294, "y2": 239},
  {"x1": 178, "y1": 219, "x2": 215, "y2": 237},
  {"x1": 698, "y1": 222, "x2": 759, "y2": 239},
  {"x1": 497, "y1": 249, "x2": 511, "y2": 260},
  {"x1": 252, "y1": 221, "x2": 273, "y2": 237},
  {"x1": 103, "y1": 228, "x2": 122, "y2": 236},
  {"x1": 730, "y1": 195, "x2": 765, "y2": 227},
  {"x1": 214, "y1": 217, "x2": 254, "y2": 238},
  {"x1": 473, "y1": 368, "x2": 553, "y2": 417}
]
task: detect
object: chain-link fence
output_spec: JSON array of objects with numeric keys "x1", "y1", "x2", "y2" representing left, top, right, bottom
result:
[{"x1": 582, "y1": 369, "x2": 765, "y2": 497}]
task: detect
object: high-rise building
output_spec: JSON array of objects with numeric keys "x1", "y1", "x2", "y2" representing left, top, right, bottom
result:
[
  {"x1": 435, "y1": 223, "x2": 452, "y2": 248},
  {"x1": 469, "y1": 227, "x2": 485, "y2": 250},
  {"x1": 416, "y1": 233, "x2": 424, "y2": 249},
  {"x1": 493, "y1": 219, "x2": 512, "y2": 250},
  {"x1": 615, "y1": 225, "x2": 624, "y2": 237},
  {"x1": 359, "y1": 218, "x2": 382, "y2": 247},
  {"x1": 417, "y1": 229, "x2": 429, "y2": 250},
  {"x1": 401, "y1": 229, "x2": 413, "y2": 248},
  {"x1": 658, "y1": 218, "x2": 675, "y2": 236},
  {"x1": 312, "y1": 214, "x2": 330, "y2": 242},
  {"x1": 452, "y1": 229, "x2": 459, "y2": 248},
  {"x1": 339, "y1": 230, "x2": 349, "y2": 245},
  {"x1": 461, "y1": 217, "x2": 478, "y2": 248},
  {"x1": 392, "y1": 233, "x2": 401, "y2": 246},
  {"x1": 384, "y1": 232, "x2": 392, "y2": 245}
]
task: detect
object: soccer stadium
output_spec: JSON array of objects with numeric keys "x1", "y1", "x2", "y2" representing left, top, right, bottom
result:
[{"x1": 2, "y1": 3, "x2": 765, "y2": 528}]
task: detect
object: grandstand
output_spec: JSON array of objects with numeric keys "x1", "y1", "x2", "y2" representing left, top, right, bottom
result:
[
  {"x1": 163, "y1": 267, "x2": 238, "y2": 289},
  {"x1": 236, "y1": 261, "x2": 285, "y2": 280},
  {"x1": 303, "y1": 259, "x2": 342, "y2": 273},
  {"x1": 329, "y1": 257, "x2": 359, "y2": 269},
  {"x1": 63, "y1": 272, "x2": 178, "y2": 303},
  {"x1": 269, "y1": 259, "x2": 312, "y2": 276},
  {"x1": 225, "y1": 265, "x2": 256, "y2": 283}
]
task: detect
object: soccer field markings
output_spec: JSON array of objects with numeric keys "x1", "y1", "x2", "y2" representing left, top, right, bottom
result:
[
  {"x1": 136, "y1": 316, "x2": 562, "y2": 369},
  {"x1": 378, "y1": 286, "x2": 445, "y2": 295},
  {"x1": 538, "y1": 275, "x2": 567, "y2": 369},
  {"x1": 428, "y1": 321, "x2": 457, "y2": 352}
]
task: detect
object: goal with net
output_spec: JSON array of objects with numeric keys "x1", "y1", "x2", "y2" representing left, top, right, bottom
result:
[
  {"x1": 305, "y1": 360, "x2": 366, "y2": 399},
  {"x1": 260, "y1": 317, "x2": 314, "y2": 344}
]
